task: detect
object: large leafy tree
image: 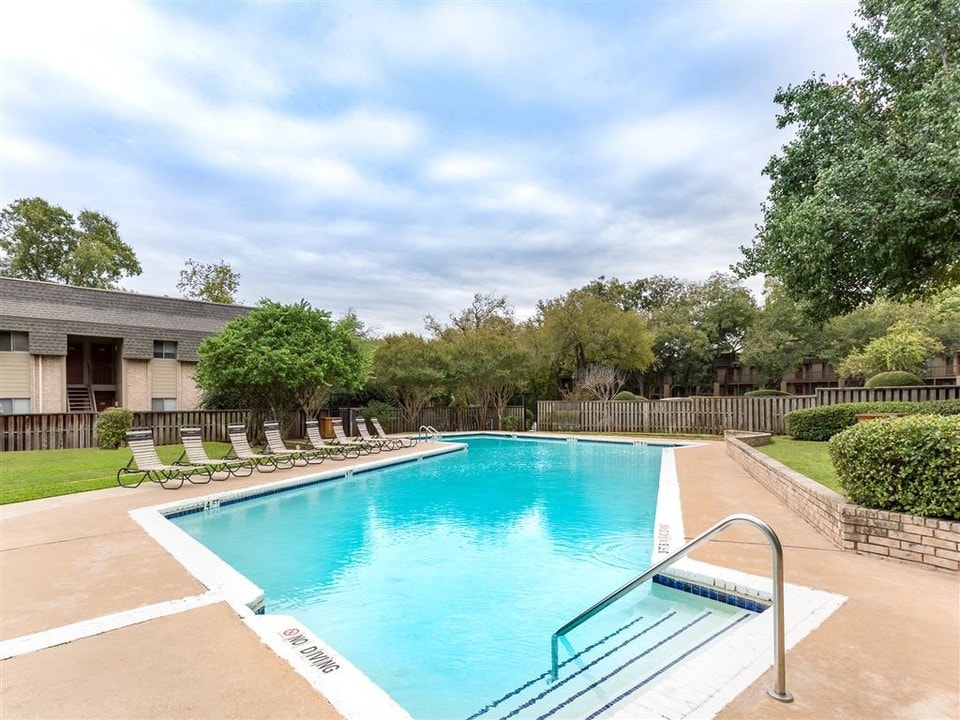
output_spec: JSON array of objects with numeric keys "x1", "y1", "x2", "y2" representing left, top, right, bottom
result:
[
  {"x1": 371, "y1": 333, "x2": 448, "y2": 429},
  {"x1": 738, "y1": 0, "x2": 960, "y2": 319},
  {"x1": 177, "y1": 258, "x2": 240, "y2": 304},
  {"x1": 443, "y1": 319, "x2": 533, "y2": 429},
  {"x1": 196, "y1": 300, "x2": 370, "y2": 425},
  {"x1": 0, "y1": 197, "x2": 142, "y2": 288},
  {"x1": 536, "y1": 289, "x2": 655, "y2": 380},
  {"x1": 838, "y1": 320, "x2": 944, "y2": 378}
]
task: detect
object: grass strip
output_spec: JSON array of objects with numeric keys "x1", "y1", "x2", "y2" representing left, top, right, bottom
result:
[
  {"x1": 755, "y1": 436, "x2": 843, "y2": 495},
  {"x1": 1, "y1": 442, "x2": 233, "y2": 505}
]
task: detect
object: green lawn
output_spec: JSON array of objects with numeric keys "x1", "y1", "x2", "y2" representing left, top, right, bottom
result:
[
  {"x1": 755, "y1": 436, "x2": 843, "y2": 494},
  {"x1": 0, "y1": 442, "x2": 232, "y2": 505}
]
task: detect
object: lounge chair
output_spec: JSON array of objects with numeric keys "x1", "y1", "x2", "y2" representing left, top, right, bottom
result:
[
  {"x1": 371, "y1": 417, "x2": 418, "y2": 449},
  {"x1": 118, "y1": 429, "x2": 212, "y2": 490},
  {"x1": 177, "y1": 427, "x2": 255, "y2": 478},
  {"x1": 263, "y1": 421, "x2": 325, "y2": 465},
  {"x1": 331, "y1": 417, "x2": 377, "y2": 455},
  {"x1": 354, "y1": 415, "x2": 395, "y2": 451},
  {"x1": 305, "y1": 420, "x2": 359, "y2": 459},
  {"x1": 225, "y1": 424, "x2": 295, "y2": 472}
]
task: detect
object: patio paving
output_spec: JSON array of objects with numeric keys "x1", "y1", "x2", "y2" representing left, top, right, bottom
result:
[{"x1": 1, "y1": 439, "x2": 957, "y2": 719}]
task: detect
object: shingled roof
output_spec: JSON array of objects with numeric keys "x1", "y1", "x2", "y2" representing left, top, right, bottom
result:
[{"x1": 0, "y1": 277, "x2": 251, "y2": 361}]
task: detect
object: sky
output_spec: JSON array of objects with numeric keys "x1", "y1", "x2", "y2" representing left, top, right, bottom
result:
[{"x1": 1, "y1": 0, "x2": 861, "y2": 335}]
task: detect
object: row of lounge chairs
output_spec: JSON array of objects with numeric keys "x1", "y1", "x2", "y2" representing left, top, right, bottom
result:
[{"x1": 117, "y1": 416, "x2": 419, "y2": 490}]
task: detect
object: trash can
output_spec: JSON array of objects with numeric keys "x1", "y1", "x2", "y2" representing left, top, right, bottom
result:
[{"x1": 318, "y1": 417, "x2": 335, "y2": 438}]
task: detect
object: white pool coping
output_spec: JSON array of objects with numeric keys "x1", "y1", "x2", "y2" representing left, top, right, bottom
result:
[{"x1": 1, "y1": 433, "x2": 846, "y2": 720}]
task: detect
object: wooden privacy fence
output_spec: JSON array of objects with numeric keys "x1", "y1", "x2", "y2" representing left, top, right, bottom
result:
[
  {"x1": 361, "y1": 405, "x2": 526, "y2": 434},
  {"x1": 0, "y1": 406, "x2": 527, "y2": 451},
  {"x1": 130, "y1": 410, "x2": 249, "y2": 445},
  {"x1": 0, "y1": 410, "x2": 249, "y2": 451},
  {"x1": 815, "y1": 385, "x2": 960, "y2": 404},
  {"x1": 538, "y1": 396, "x2": 818, "y2": 435},
  {"x1": 0, "y1": 413, "x2": 98, "y2": 452}
]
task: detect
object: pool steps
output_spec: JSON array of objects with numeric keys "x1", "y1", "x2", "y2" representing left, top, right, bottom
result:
[{"x1": 466, "y1": 605, "x2": 753, "y2": 720}]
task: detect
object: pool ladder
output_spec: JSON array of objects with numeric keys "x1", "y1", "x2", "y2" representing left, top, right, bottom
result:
[
  {"x1": 550, "y1": 513, "x2": 793, "y2": 703},
  {"x1": 418, "y1": 425, "x2": 441, "y2": 441}
]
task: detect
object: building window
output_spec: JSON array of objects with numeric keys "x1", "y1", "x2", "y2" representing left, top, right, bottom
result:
[
  {"x1": 0, "y1": 398, "x2": 31, "y2": 414},
  {"x1": 151, "y1": 398, "x2": 177, "y2": 411},
  {"x1": 153, "y1": 340, "x2": 177, "y2": 359},
  {"x1": 0, "y1": 331, "x2": 28, "y2": 352}
]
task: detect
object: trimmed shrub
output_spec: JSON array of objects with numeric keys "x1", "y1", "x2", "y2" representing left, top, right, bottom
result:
[
  {"x1": 829, "y1": 415, "x2": 960, "y2": 519},
  {"x1": 744, "y1": 389, "x2": 792, "y2": 397},
  {"x1": 500, "y1": 415, "x2": 520, "y2": 431},
  {"x1": 785, "y1": 399, "x2": 960, "y2": 441},
  {"x1": 613, "y1": 391, "x2": 648, "y2": 401},
  {"x1": 97, "y1": 407, "x2": 134, "y2": 449},
  {"x1": 865, "y1": 371, "x2": 925, "y2": 388}
]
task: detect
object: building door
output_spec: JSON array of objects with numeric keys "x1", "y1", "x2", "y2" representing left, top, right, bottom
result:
[
  {"x1": 66, "y1": 342, "x2": 84, "y2": 384},
  {"x1": 90, "y1": 342, "x2": 115, "y2": 385}
]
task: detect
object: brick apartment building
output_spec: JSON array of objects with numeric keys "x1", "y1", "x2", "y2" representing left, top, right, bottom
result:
[{"x1": 0, "y1": 277, "x2": 249, "y2": 414}]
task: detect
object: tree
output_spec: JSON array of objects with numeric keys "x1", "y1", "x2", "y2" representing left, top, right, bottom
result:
[
  {"x1": 738, "y1": 0, "x2": 960, "y2": 319},
  {"x1": 536, "y1": 290, "x2": 655, "y2": 379},
  {"x1": 0, "y1": 197, "x2": 141, "y2": 288},
  {"x1": 634, "y1": 274, "x2": 756, "y2": 396},
  {"x1": 195, "y1": 300, "x2": 369, "y2": 426},
  {"x1": 425, "y1": 292, "x2": 513, "y2": 336},
  {"x1": 371, "y1": 333, "x2": 448, "y2": 429},
  {"x1": 177, "y1": 258, "x2": 240, "y2": 304},
  {"x1": 443, "y1": 321, "x2": 533, "y2": 429},
  {"x1": 574, "y1": 364, "x2": 625, "y2": 402},
  {"x1": 740, "y1": 280, "x2": 824, "y2": 388},
  {"x1": 838, "y1": 320, "x2": 944, "y2": 379}
]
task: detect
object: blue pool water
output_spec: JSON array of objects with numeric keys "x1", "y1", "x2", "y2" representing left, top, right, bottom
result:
[{"x1": 170, "y1": 436, "x2": 745, "y2": 719}]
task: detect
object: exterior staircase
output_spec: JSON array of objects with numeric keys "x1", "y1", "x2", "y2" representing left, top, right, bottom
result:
[{"x1": 67, "y1": 385, "x2": 95, "y2": 413}]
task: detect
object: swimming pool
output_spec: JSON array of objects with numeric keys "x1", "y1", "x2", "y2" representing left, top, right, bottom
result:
[{"x1": 169, "y1": 436, "x2": 750, "y2": 719}]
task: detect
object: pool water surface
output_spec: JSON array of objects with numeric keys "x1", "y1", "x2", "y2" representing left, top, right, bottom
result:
[{"x1": 170, "y1": 436, "x2": 742, "y2": 719}]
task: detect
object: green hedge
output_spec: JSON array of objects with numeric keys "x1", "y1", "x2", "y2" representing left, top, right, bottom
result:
[
  {"x1": 613, "y1": 391, "x2": 648, "y2": 401},
  {"x1": 744, "y1": 389, "x2": 793, "y2": 397},
  {"x1": 96, "y1": 407, "x2": 134, "y2": 449},
  {"x1": 865, "y1": 371, "x2": 924, "y2": 388},
  {"x1": 829, "y1": 415, "x2": 960, "y2": 519},
  {"x1": 785, "y1": 400, "x2": 960, "y2": 441}
]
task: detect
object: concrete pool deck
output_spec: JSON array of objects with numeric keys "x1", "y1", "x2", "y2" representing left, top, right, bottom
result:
[{"x1": 1, "y1": 439, "x2": 957, "y2": 719}]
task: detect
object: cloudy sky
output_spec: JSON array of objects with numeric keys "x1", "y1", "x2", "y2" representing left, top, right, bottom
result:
[{"x1": 1, "y1": 1, "x2": 860, "y2": 335}]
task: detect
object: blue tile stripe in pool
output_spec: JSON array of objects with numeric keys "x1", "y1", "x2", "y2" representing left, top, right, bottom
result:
[{"x1": 652, "y1": 574, "x2": 770, "y2": 613}]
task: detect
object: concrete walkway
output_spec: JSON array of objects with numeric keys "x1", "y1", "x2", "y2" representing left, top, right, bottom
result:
[{"x1": 1, "y1": 440, "x2": 957, "y2": 719}]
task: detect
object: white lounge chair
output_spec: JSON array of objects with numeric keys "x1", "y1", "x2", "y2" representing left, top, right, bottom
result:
[
  {"x1": 226, "y1": 424, "x2": 295, "y2": 472},
  {"x1": 177, "y1": 426, "x2": 254, "y2": 478},
  {"x1": 305, "y1": 420, "x2": 358, "y2": 460},
  {"x1": 118, "y1": 429, "x2": 212, "y2": 490},
  {"x1": 263, "y1": 421, "x2": 326, "y2": 465}
]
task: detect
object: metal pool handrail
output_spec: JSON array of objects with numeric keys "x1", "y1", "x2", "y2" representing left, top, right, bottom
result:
[
  {"x1": 549, "y1": 513, "x2": 794, "y2": 703},
  {"x1": 418, "y1": 425, "x2": 440, "y2": 441}
]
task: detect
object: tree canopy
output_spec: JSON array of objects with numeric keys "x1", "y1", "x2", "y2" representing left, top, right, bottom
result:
[
  {"x1": 195, "y1": 300, "x2": 370, "y2": 423},
  {"x1": 738, "y1": 0, "x2": 960, "y2": 319},
  {"x1": 536, "y1": 289, "x2": 655, "y2": 378},
  {"x1": 0, "y1": 197, "x2": 142, "y2": 288},
  {"x1": 177, "y1": 258, "x2": 240, "y2": 304},
  {"x1": 371, "y1": 333, "x2": 448, "y2": 428}
]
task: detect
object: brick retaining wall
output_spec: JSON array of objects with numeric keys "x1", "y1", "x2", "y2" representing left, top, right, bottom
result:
[{"x1": 724, "y1": 431, "x2": 960, "y2": 573}]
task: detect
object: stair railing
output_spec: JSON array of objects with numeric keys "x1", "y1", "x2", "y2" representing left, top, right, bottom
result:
[{"x1": 550, "y1": 513, "x2": 793, "y2": 703}]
